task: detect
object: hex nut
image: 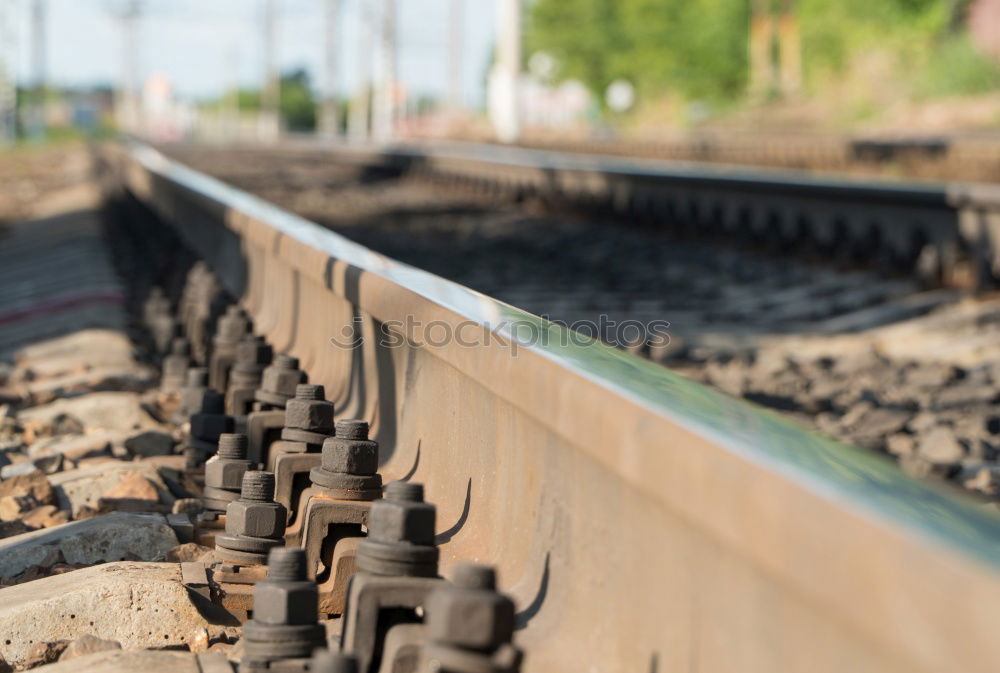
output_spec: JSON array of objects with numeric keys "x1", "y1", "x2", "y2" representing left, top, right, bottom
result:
[
  {"x1": 321, "y1": 437, "x2": 378, "y2": 475},
  {"x1": 284, "y1": 398, "x2": 334, "y2": 431},
  {"x1": 190, "y1": 414, "x2": 232, "y2": 440},
  {"x1": 204, "y1": 456, "x2": 253, "y2": 491},
  {"x1": 368, "y1": 497, "x2": 435, "y2": 546},
  {"x1": 252, "y1": 581, "x2": 318, "y2": 626},
  {"x1": 425, "y1": 565, "x2": 515, "y2": 652},
  {"x1": 261, "y1": 367, "x2": 304, "y2": 397},
  {"x1": 426, "y1": 588, "x2": 514, "y2": 652},
  {"x1": 225, "y1": 500, "x2": 287, "y2": 539}
]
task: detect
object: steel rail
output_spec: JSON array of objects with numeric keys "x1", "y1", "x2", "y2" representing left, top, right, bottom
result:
[
  {"x1": 106, "y1": 141, "x2": 1000, "y2": 673},
  {"x1": 218, "y1": 137, "x2": 1000, "y2": 286}
]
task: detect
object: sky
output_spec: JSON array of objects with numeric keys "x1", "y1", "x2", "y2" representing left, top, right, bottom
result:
[{"x1": 4, "y1": 0, "x2": 498, "y2": 106}]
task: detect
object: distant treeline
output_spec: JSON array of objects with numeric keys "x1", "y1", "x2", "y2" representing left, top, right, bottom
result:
[{"x1": 527, "y1": 0, "x2": 996, "y2": 109}]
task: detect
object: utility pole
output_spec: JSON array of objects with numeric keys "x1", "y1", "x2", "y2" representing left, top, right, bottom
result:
[
  {"x1": 319, "y1": 0, "x2": 341, "y2": 139},
  {"x1": 112, "y1": 0, "x2": 142, "y2": 134},
  {"x1": 488, "y1": 0, "x2": 521, "y2": 143},
  {"x1": 0, "y1": 0, "x2": 16, "y2": 146},
  {"x1": 28, "y1": 0, "x2": 45, "y2": 138},
  {"x1": 371, "y1": 0, "x2": 396, "y2": 143},
  {"x1": 777, "y1": 0, "x2": 801, "y2": 97},
  {"x1": 447, "y1": 0, "x2": 463, "y2": 112},
  {"x1": 748, "y1": 0, "x2": 776, "y2": 99},
  {"x1": 348, "y1": 0, "x2": 372, "y2": 143},
  {"x1": 260, "y1": 0, "x2": 280, "y2": 142},
  {"x1": 226, "y1": 45, "x2": 241, "y2": 142}
]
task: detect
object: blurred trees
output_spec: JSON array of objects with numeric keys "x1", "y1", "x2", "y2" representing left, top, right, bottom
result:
[
  {"x1": 279, "y1": 69, "x2": 317, "y2": 132},
  {"x1": 527, "y1": 0, "x2": 1000, "y2": 113}
]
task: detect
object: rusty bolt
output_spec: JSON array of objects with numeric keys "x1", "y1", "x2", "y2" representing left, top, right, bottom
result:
[
  {"x1": 311, "y1": 651, "x2": 358, "y2": 673},
  {"x1": 224, "y1": 471, "x2": 287, "y2": 539},
  {"x1": 253, "y1": 547, "x2": 317, "y2": 626},
  {"x1": 186, "y1": 367, "x2": 208, "y2": 388},
  {"x1": 180, "y1": 367, "x2": 209, "y2": 418},
  {"x1": 204, "y1": 433, "x2": 253, "y2": 491},
  {"x1": 425, "y1": 564, "x2": 515, "y2": 653},
  {"x1": 170, "y1": 337, "x2": 191, "y2": 357},
  {"x1": 284, "y1": 385, "x2": 334, "y2": 433},
  {"x1": 172, "y1": 498, "x2": 204, "y2": 515},
  {"x1": 309, "y1": 420, "x2": 381, "y2": 499},
  {"x1": 323, "y1": 421, "x2": 377, "y2": 475},
  {"x1": 162, "y1": 337, "x2": 191, "y2": 390},
  {"x1": 356, "y1": 481, "x2": 438, "y2": 577},
  {"x1": 232, "y1": 335, "x2": 273, "y2": 379},
  {"x1": 255, "y1": 354, "x2": 307, "y2": 407},
  {"x1": 228, "y1": 337, "x2": 273, "y2": 417},
  {"x1": 186, "y1": 390, "x2": 233, "y2": 467},
  {"x1": 240, "y1": 548, "x2": 327, "y2": 667},
  {"x1": 215, "y1": 305, "x2": 251, "y2": 345},
  {"x1": 372, "y1": 482, "x2": 435, "y2": 546}
]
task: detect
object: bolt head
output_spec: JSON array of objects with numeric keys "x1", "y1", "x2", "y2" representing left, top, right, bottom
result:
[
  {"x1": 261, "y1": 366, "x2": 304, "y2": 397},
  {"x1": 190, "y1": 414, "x2": 233, "y2": 441},
  {"x1": 236, "y1": 339, "x2": 272, "y2": 367},
  {"x1": 204, "y1": 456, "x2": 253, "y2": 490},
  {"x1": 225, "y1": 500, "x2": 286, "y2": 539},
  {"x1": 321, "y1": 437, "x2": 378, "y2": 475},
  {"x1": 284, "y1": 398, "x2": 334, "y2": 432},
  {"x1": 368, "y1": 497, "x2": 435, "y2": 546},
  {"x1": 252, "y1": 580, "x2": 318, "y2": 626},
  {"x1": 425, "y1": 581, "x2": 515, "y2": 651}
]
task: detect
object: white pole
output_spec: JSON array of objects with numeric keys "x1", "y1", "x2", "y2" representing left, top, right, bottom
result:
[
  {"x1": 0, "y1": 0, "x2": 17, "y2": 145},
  {"x1": 489, "y1": 0, "x2": 521, "y2": 143},
  {"x1": 348, "y1": 0, "x2": 372, "y2": 143},
  {"x1": 260, "y1": 0, "x2": 280, "y2": 142},
  {"x1": 320, "y1": 0, "x2": 341, "y2": 139},
  {"x1": 371, "y1": 0, "x2": 396, "y2": 143},
  {"x1": 28, "y1": 0, "x2": 44, "y2": 137},
  {"x1": 115, "y1": 1, "x2": 142, "y2": 135},
  {"x1": 447, "y1": 0, "x2": 463, "y2": 112}
]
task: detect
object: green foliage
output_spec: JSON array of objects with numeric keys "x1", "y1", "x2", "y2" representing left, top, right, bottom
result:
[
  {"x1": 527, "y1": 0, "x2": 747, "y2": 107},
  {"x1": 527, "y1": 0, "x2": 1000, "y2": 113},
  {"x1": 200, "y1": 70, "x2": 317, "y2": 131},
  {"x1": 914, "y1": 36, "x2": 1000, "y2": 98},
  {"x1": 279, "y1": 69, "x2": 317, "y2": 132}
]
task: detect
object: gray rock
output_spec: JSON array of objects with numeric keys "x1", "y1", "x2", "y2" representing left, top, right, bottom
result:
[
  {"x1": 48, "y1": 463, "x2": 174, "y2": 516},
  {"x1": 18, "y1": 392, "x2": 159, "y2": 435},
  {"x1": 51, "y1": 414, "x2": 84, "y2": 436},
  {"x1": 0, "y1": 462, "x2": 38, "y2": 479},
  {"x1": 931, "y1": 383, "x2": 999, "y2": 410},
  {"x1": 853, "y1": 407, "x2": 910, "y2": 437},
  {"x1": 916, "y1": 426, "x2": 965, "y2": 466},
  {"x1": 0, "y1": 512, "x2": 178, "y2": 579},
  {"x1": 27, "y1": 432, "x2": 117, "y2": 461},
  {"x1": 124, "y1": 431, "x2": 175, "y2": 458},
  {"x1": 886, "y1": 433, "x2": 915, "y2": 457},
  {"x1": 59, "y1": 635, "x2": 122, "y2": 662},
  {"x1": 33, "y1": 453, "x2": 64, "y2": 475},
  {"x1": 0, "y1": 563, "x2": 229, "y2": 668}
]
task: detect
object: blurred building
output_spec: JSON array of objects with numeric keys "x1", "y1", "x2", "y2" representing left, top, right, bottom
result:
[
  {"x1": 970, "y1": 0, "x2": 1000, "y2": 62},
  {"x1": 141, "y1": 73, "x2": 195, "y2": 142}
]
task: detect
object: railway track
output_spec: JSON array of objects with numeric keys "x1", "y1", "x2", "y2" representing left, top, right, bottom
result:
[
  {"x1": 172, "y1": 138, "x2": 1000, "y2": 291},
  {"x1": 0, "y1": 140, "x2": 998, "y2": 672}
]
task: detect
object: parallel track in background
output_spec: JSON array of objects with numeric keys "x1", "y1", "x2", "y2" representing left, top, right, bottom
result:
[{"x1": 176, "y1": 138, "x2": 1000, "y2": 291}]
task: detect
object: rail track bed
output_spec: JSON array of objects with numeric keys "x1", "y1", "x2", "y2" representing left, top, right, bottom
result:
[{"x1": 0, "y1": 141, "x2": 998, "y2": 672}]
